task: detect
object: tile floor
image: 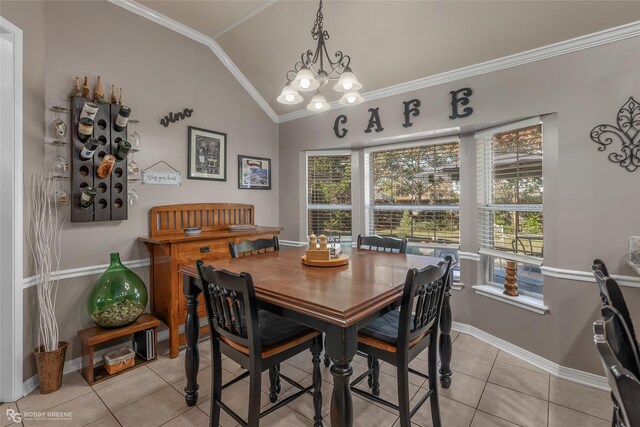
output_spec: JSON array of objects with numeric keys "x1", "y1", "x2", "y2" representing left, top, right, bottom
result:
[{"x1": 3, "y1": 332, "x2": 613, "y2": 427}]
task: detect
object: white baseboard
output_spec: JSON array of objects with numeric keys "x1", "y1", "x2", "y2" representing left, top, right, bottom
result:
[{"x1": 452, "y1": 321, "x2": 610, "y2": 391}]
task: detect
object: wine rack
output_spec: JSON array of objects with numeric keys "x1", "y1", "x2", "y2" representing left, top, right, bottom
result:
[{"x1": 70, "y1": 96, "x2": 128, "y2": 222}]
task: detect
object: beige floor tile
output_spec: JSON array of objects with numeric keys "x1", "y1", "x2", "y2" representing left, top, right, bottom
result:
[
  {"x1": 114, "y1": 386, "x2": 189, "y2": 427},
  {"x1": 351, "y1": 395, "x2": 399, "y2": 427},
  {"x1": 92, "y1": 364, "x2": 151, "y2": 391},
  {"x1": 84, "y1": 414, "x2": 122, "y2": 426},
  {"x1": 439, "y1": 370, "x2": 486, "y2": 407},
  {"x1": 548, "y1": 403, "x2": 610, "y2": 427},
  {"x1": 162, "y1": 407, "x2": 210, "y2": 426},
  {"x1": 355, "y1": 370, "x2": 420, "y2": 411},
  {"x1": 450, "y1": 331, "x2": 461, "y2": 342},
  {"x1": 470, "y1": 410, "x2": 519, "y2": 427},
  {"x1": 278, "y1": 350, "x2": 317, "y2": 375},
  {"x1": 285, "y1": 378, "x2": 332, "y2": 419},
  {"x1": 244, "y1": 362, "x2": 309, "y2": 396},
  {"x1": 221, "y1": 357, "x2": 246, "y2": 377},
  {"x1": 489, "y1": 362, "x2": 549, "y2": 400},
  {"x1": 95, "y1": 366, "x2": 167, "y2": 411},
  {"x1": 477, "y1": 383, "x2": 548, "y2": 427},
  {"x1": 495, "y1": 351, "x2": 547, "y2": 375},
  {"x1": 450, "y1": 348, "x2": 495, "y2": 381},
  {"x1": 17, "y1": 371, "x2": 93, "y2": 413},
  {"x1": 149, "y1": 353, "x2": 211, "y2": 385},
  {"x1": 261, "y1": 405, "x2": 314, "y2": 426},
  {"x1": 549, "y1": 378, "x2": 612, "y2": 421},
  {"x1": 172, "y1": 365, "x2": 234, "y2": 402},
  {"x1": 411, "y1": 394, "x2": 475, "y2": 427},
  {"x1": 197, "y1": 378, "x2": 270, "y2": 427},
  {"x1": 454, "y1": 334, "x2": 499, "y2": 361},
  {"x1": 1, "y1": 402, "x2": 20, "y2": 427},
  {"x1": 380, "y1": 361, "x2": 427, "y2": 388},
  {"x1": 22, "y1": 391, "x2": 109, "y2": 427}
]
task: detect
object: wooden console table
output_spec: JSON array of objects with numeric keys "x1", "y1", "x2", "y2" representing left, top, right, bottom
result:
[{"x1": 138, "y1": 203, "x2": 281, "y2": 358}]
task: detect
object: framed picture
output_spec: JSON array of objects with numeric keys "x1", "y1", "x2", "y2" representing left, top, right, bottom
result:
[
  {"x1": 188, "y1": 126, "x2": 227, "y2": 181},
  {"x1": 238, "y1": 155, "x2": 271, "y2": 190}
]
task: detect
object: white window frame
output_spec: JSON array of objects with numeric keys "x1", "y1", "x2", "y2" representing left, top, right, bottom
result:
[
  {"x1": 363, "y1": 136, "x2": 461, "y2": 257},
  {"x1": 475, "y1": 117, "x2": 544, "y2": 298},
  {"x1": 305, "y1": 150, "x2": 353, "y2": 242}
]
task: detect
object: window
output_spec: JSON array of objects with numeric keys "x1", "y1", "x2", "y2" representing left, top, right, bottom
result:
[
  {"x1": 476, "y1": 118, "x2": 544, "y2": 296},
  {"x1": 306, "y1": 153, "x2": 352, "y2": 241},
  {"x1": 365, "y1": 139, "x2": 461, "y2": 279}
]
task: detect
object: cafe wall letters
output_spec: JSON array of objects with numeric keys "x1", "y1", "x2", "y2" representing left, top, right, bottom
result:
[{"x1": 333, "y1": 87, "x2": 473, "y2": 139}]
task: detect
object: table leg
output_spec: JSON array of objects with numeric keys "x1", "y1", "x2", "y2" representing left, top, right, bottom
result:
[
  {"x1": 439, "y1": 286, "x2": 453, "y2": 389},
  {"x1": 325, "y1": 325, "x2": 357, "y2": 427},
  {"x1": 184, "y1": 275, "x2": 202, "y2": 406}
]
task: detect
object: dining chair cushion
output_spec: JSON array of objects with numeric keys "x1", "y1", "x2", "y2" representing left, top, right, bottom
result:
[
  {"x1": 258, "y1": 309, "x2": 314, "y2": 347},
  {"x1": 359, "y1": 310, "x2": 411, "y2": 345}
]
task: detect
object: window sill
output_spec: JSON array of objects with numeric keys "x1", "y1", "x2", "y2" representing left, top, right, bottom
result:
[
  {"x1": 451, "y1": 282, "x2": 464, "y2": 291},
  {"x1": 472, "y1": 285, "x2": 549, "y2": 315}
]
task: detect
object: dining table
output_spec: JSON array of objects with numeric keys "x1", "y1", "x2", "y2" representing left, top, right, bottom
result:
[{"x1": 179, "y1": 246, "x2": 453, "y2": 426}]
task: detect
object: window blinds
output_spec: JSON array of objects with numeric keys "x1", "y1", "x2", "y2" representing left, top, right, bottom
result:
[
  {"x1": 306, "y1": 153, "x2": 352, "y2": 239},
  {"x1": 476, "y1": 119, "x2": 543, "y2": 264}
]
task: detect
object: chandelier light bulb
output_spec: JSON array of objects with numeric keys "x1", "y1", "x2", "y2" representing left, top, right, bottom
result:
[
  {"x1": 343, "y1": 82, "x2": 353, "y2": 91},
  {"x1": 277, "y1": 83, "x2": 303, "y2": 105},
  {"x1": 291, "y1": 66, "x2": 320, "y2": 92},
  {"x1": 306, "y1": 92, "x2": 330, "y2": 112},
  {"x1": 300, "y1": 79, "x2": 311, "y2": 89},
  {"x1": 333, "y1": 67, "x2": 362, "y2": 93},
  {"x1": 338, "y1": 91, "x2": 364, "y2": 106}
]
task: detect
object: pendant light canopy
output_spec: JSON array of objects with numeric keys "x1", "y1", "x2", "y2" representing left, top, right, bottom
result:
[{"x1": 277, "y1": 0, "x2": 363, "y2": 111}]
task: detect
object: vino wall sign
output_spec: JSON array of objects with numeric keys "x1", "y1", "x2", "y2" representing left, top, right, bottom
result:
[
  {"x1": 333, "y1": 87, "x2": 473, "y2": 139},
  {"x1": 160, "y1": 108, "x2": 194, "y2": 128}
]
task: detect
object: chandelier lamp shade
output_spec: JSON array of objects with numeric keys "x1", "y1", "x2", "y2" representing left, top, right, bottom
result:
[{"x1": 277, "y1": 0, "x2": 363, "y2": 111}]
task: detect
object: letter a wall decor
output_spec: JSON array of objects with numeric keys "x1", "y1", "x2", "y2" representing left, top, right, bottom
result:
[{"x1": 591, "y1": 97, "x2": 640, "y2": 172}]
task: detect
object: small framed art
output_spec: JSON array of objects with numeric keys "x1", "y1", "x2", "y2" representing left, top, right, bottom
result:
[
  {"x1": 188, "y1": 126, "x2": 227, "y2": 181},
  {"x1": 238, "y1": 155, "x2": 271, "y2": 190}
]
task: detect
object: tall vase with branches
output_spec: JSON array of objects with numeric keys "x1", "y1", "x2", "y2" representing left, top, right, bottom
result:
[{"x1": 27, "y1": 174, "x2": 67, "y2": 393}]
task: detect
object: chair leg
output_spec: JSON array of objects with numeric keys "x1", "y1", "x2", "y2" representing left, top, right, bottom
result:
[
  {"x1": 428, "y1": 342, "x2": 442, "y2": 427},
  {"x1": 397, "y1": 362, "x2": 411, "y2": 427},
  {"x1": 371, "y1": 357, "x2": 380, "y2": 397},
  {"x1": 210, "y1": 338, "x2": 222, "y2": 427},
  {"x1": 275, "y1": 364, "x2": 281, "y2": 393},
  {"x1": 247, "y1": 367, "x2": 262, "y2": 427},
  {"x1": 268, "y1": 366, "x2": 280, "y2": 403},
  {"x1": 311, "y1": 337, "x2": 323, "y2": 427},
  {"x1": 367, "y1": 355, "x2": 373, "y2": 388},
  {"x1": 323, "y1": 335, "x2": 331, "y2": 367}
]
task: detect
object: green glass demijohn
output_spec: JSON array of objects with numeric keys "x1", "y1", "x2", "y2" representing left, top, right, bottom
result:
[{"x1": 88, "y1": 253, "x2": 148, "y2": 328}]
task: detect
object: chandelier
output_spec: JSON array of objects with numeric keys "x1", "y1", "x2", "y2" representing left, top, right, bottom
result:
[{"x1": 277, "y1": 0, "x2": 363, "y2": 111}]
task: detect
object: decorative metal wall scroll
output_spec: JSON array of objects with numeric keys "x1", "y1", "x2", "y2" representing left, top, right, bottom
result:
[
  {"x1": 160, "y1": 108, "x2": 194, "y2": 128},
  {"x1": 590, "y1": 97, "x2": 640, "y2": 172},
  {"x1": 332, "y1": 88, "x2": 473, "y2": 139}
]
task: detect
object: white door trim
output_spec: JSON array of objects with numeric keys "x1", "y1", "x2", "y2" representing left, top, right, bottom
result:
[{"x1": 0, "y1": 16, "x2": 23, "y2": 402}]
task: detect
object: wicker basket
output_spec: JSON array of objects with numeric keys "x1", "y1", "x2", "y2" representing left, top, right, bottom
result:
[{"x1": 103, "y1": 347, "x2": 135, "y2": 375}]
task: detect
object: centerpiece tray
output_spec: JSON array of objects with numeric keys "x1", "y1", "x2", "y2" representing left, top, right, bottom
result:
[{"x1": 301, "y1": 253, "x2": 349, "y2": 267}]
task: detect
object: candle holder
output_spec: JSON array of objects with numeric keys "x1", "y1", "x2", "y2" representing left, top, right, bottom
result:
[{"x1": 503, "y1": 261, "x2": 519, "y2": 296}]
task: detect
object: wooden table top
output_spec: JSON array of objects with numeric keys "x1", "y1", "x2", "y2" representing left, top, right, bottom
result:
[{"x1": 179, "y1": 246, "x2": 441, "y2": 328}]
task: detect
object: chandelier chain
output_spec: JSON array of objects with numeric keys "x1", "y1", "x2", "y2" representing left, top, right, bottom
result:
[{"x1": 311, "y1": 0, "x2": 324, "y2": 39}]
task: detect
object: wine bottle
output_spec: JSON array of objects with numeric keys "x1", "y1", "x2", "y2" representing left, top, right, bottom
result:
[
  {"x1": 80, "y1": 102, "x2": 99, "y2": 121},
  {"x1": 97, "y1": 155, "x2": 116, "y2": 178},
  {"x1": 81, "y1": 76, "x2": 91, "y2": 98},
  {"x1": 94, "y1": 76, "x2": 105, "y2": 103},
  {"x1": 80, "y1": 138, "x2": 99, "y2": 160},
  {"x1": 114, "y1": 139, "x2": 132, "y2": 161},
  {"x1": 114, "y1": 106, "x2": 131, "y2": 132},
  {"x1": 71, "y1": 77, "x2": 81, "y2": 97},
  {"x1": 80, "y1": 186, "x2": 97, "y2": 209},
  {"x1": 78, "y1": 117, "x2": 94, "y2": 142}
]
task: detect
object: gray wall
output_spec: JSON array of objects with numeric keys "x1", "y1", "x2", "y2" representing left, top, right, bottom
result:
[
  {"x1": 279, "y1": 36, "x2": 640, "y2": 374},
  {"x1": 1, "y1": 0, "x2": 279, "y2": 380}
]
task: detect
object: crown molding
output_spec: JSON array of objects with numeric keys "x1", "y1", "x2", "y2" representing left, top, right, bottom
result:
[
  {"x1": 278, "y1": 20, "x2": 640, "y2": 123},
  {"x1": 213, "y1": 0, "x2": 278, "y2": 40},
  {"x1": 108, "y1": 0, "x2": 279, "y2": 123}
]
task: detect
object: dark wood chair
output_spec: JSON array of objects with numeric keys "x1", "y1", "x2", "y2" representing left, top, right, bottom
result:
[
  {"x1": 350, "y1": 256, "x2": 453, "y2": 427},
  {"x1": 592, "y1": 261, "x2": 639, "y2": 361},
  {"x1": 230, "y1": 236, "x2": 279, "y2": 258},
  {"x1": 357, "y1": 234, "x2": 408, "y2": 253},
  {"x1": 594, "y1": 305, "x2": 640, "y2": 427},
  {"x1": 196, "y1": 260, "x2": 323, "y2": 427}
]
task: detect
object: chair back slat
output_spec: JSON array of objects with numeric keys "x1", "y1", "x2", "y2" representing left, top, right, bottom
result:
[
  {"x1": 398, "y1": 256, "x2": 453, "y2": 346},
  {"x1": 357, "y1": 234, "x2": 408, "y2": 254},
  {"x1": 594, "y1": 311, "x2": 640, "y2": 426},
  {"x1": 150, "y1": 203, "x2": 255, "y2": 236},
  {"x1": 230, "y1": 237, "x2": 279, "y2": 258},
  {"x1": 196, "y1": 260, "x2": 260, "y2": 351}
]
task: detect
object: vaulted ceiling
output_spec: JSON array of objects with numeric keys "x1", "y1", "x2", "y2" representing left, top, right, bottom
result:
[{"x1": 139, "y1": 1, "x2": 640, "y2": 117}]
